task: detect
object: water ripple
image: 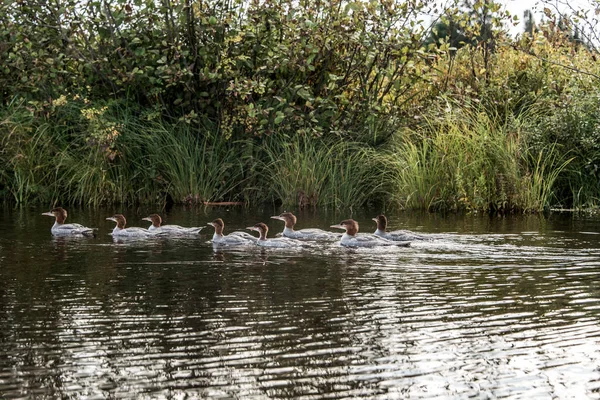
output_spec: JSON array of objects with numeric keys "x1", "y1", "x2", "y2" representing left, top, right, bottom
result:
[{"x1": 3, "y1": 214, "x2": 600, "y2": 398}]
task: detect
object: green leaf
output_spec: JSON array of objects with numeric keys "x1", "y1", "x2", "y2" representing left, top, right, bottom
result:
[{"x1": 297, "y1": 88, "x2": 312, "y2": 100}]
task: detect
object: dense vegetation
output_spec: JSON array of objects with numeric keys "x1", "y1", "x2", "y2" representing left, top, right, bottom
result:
[{"x1": 1, "y1": 0, "x2": 599, "y2": 212}]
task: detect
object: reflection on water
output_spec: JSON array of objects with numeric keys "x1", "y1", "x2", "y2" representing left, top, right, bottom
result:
[{"x1": 1, "y1": 207, "x2": 600, "y2": 398}]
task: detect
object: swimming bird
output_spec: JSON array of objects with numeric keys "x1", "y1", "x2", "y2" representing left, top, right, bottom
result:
[
  {"x1": 271, "y1": 212, "x2": 340, "y2": 240},
  {"x1": 207, "y1": 218, "x2": 256, "y2": 245},
  {"x1": 142, "y1": 213, "x2": 203, "y2": 235},
  {"x1": 106, "y1": 214, "x2": 154, "y2": 237},
  {"x1": 247, "y1": 222, "x2": 301, "y2": 248},
  {"x1": 330, "y1": 219, "x2": 410, "y2": 248},
  {"x1": 372, "y1": 214, "x2": 429, "y2": 241},
  {"x1": 41, "y1": 207, "x2": 96, "y2": 237}
]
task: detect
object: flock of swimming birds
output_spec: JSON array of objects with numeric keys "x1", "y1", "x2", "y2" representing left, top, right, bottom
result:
[{"x1": 42, "y1": 207, "x2": 429, "y2": 248}]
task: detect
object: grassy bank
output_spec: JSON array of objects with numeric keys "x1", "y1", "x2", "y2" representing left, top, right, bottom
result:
[
  {"x1": 0, "y1": 100, "x2": 387, "y2": 208},
  {"x1": 0, "y1": 97, "x2": 583, "y2": 211}
]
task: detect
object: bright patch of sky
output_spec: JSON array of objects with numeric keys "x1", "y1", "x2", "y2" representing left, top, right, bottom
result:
[{"x1": 500, "y1": 0, "x2": 597, "y2": 35}]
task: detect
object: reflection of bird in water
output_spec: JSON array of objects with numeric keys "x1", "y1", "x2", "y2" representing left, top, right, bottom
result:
[
  {"x1": 211, "y1": 247, "x2": 225, "y2": 262},
  {"x1": 50, "y1": 236, "x2": 70, "y2": 261},
  {"x1": 257, "y1": 247, "x2": 269, "y2": 265}
]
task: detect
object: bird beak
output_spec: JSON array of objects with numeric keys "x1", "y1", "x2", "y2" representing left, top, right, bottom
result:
[
  {"x1": 106, "y1": 217, "x2": 116, "y2": 222},
  {"x1": 207, "y1": 222, "x2": 215, "y2": 227},
  {"x1": 142, "y1": 217, "x2": 151, "y2": 222},
  {"x1": 330, "y1": 223, "x2": 345, "y2": 230},
  {"x1": 246, "y1": 226, "x2": 258, "y2": 231},
  {"x1": 371, "y1": 217, "x2": 378, "y2": 222},
  {"x1": 41, "y1": 212, "x2": 54, "y2": 217},
  {"x1": 270, "y1": 216, "x2": 285, "y2": 221}
]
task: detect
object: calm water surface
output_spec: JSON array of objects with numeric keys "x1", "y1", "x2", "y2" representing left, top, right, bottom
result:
[{"x1": 1, "y1": 207, "x2": 600, "y2": 399}]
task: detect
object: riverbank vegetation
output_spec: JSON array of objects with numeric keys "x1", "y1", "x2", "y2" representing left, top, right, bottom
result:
[{"x1": 1, "y1": 0, "x2": 599, "y2": 212}]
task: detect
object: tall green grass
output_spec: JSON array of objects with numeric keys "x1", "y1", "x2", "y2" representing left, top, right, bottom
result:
[
  {"x1": 384, "y1": 138, "x2": 451, "y2": 210},
  {"x1": 56, "y1": 147, "x2": 127, "y2": 206},
  {"x1": 118, "y1": 120, "x2": 247, "y2": 204},
  {"x1": 259, "y1": 135, "x2": 386, "y2": 209},
  {"x1": 519, "y1": 146, "x2": 573, "y2": 212},
  {"x1": 0, "y1": 101, "x2": 58, "y2": 204},
  {"x1": 56, "y1": 117, "x2": 248, "y2": 205},
  {"x1": 0, "y1": 101, "x2": 249, "y2": 206},
  {"x1": 387, "y1": 104, "x2": 572, "y2": 212},
  {"x1": 522, "y1": 91, "x2": 600, "y2": 210},
  {"x1": 3, "y1": 124, "x2": 57, "y2": 204},
  {"x1": 0, "y1": 99, "x2": 580, "y2": 212}
]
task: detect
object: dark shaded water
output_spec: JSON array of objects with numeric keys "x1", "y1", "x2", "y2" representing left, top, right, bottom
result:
[{"x1": 2, "y1": 207, "x2": 600, "y2": 399}]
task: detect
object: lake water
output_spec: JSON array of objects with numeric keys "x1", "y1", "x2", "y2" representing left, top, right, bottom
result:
[{"x1": 1, "y1": 206, "x2": 600, "y2": 399}]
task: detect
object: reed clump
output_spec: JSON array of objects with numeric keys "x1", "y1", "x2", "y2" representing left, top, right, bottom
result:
[
  {"x1": 1, "y1": 101, "x2": 250, "y2": 206},
  {"x1": 259, "y1": 135, "x2": 385, "y2": 209},
  {"x1": 386, "y1": 102, "x2": 573, "y2": 212}
]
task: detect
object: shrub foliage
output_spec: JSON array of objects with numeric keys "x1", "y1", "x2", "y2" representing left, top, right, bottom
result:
[{"x1": 1, "y1": 0, "x2": 599, "y2": 210}]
